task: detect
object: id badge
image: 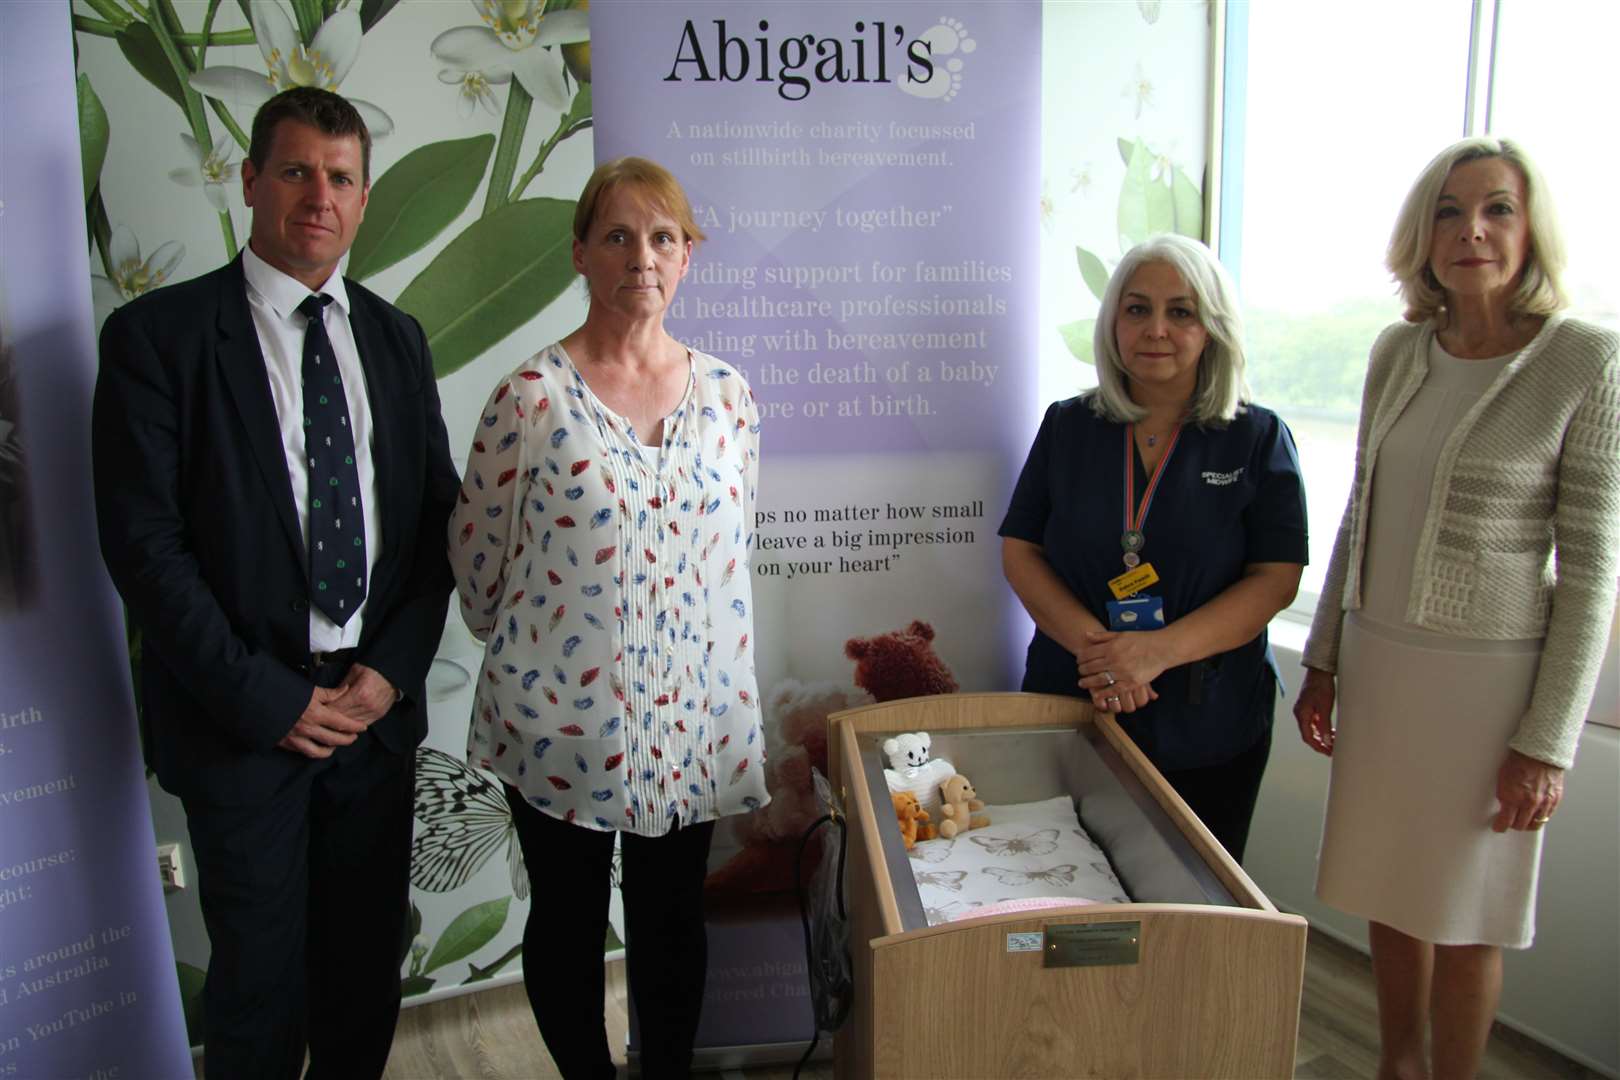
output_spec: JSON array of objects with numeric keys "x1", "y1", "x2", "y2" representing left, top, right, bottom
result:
[
  {"x1": 1106, "y1": 594, "x2": 1165, "y2": 631},
  {"x1": 1107, "y1": 561, "x2": 1160, "y2": 600}
]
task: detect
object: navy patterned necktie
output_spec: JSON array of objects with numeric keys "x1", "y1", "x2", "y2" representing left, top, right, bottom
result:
[{"x1": 298, "y1": 293, "x2": 366, "y2": 626}]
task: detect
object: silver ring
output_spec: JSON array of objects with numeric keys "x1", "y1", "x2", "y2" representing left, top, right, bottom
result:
[
  {"x1": 1106, "y1": 695, "x2": 1120, "y2": 704},
  {"x1": 1104, "y1": 671, "x2": 1116, "y2": 686}
]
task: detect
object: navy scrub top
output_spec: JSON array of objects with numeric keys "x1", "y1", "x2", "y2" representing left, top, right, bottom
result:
[{"x1": 999, "y1": 395, "x2": 1309, "y2": 772}]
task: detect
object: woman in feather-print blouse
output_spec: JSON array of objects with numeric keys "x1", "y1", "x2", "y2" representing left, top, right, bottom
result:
[{"x1": 448, "y1": 157, "x2": 767, "y2": 1080}]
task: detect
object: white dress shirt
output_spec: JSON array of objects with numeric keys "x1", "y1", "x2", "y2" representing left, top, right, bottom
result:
[{"x1": 242, "y1": 245, "x2": 382, "y2": 652}]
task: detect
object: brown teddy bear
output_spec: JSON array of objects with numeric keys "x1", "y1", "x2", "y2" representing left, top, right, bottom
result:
[
  {"x1": 844, "y1": 619, "x2": 960, "y2": 702},
  {"x1": 892, "y1": 790, "x2": 936, "y2": 850},
  {"x1": 704, "y1": 679, "x2": 872, "y2": 895},
  {"x1": 936, "y1": 774, "x2": 990, "y2": 839}
]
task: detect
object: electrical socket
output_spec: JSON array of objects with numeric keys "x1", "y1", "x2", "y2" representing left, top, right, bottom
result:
[{"x1": 157, "y1": 843, "x2": 185, "y2": 892}]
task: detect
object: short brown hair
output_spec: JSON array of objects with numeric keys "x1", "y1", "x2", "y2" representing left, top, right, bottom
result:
[
  {"x1": 573, "y1": 157, "x2": 705, "y2": 246},
  {"x1": 249, "y1": 87, "x2": 373, "y2": 186}
]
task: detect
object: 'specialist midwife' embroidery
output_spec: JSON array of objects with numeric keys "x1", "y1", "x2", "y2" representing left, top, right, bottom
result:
[{"x1": 1201, "y1": 467, "x2": 1245, "y2": 486}]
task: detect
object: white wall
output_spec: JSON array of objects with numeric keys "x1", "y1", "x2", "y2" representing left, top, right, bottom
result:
[{"x1": 1250, "y1": 619, "x2": 1620, "y2": 1076}]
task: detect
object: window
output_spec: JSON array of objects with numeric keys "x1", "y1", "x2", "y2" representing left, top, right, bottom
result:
[
  {"x1": 1489, "y1": 1, "x2": 1620, "y2": 325},
  {"x1": 1222, "y1": 0, "x2": 1615, "y2": 604}
]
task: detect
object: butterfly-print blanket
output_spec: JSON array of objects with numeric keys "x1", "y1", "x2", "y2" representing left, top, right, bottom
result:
[{"x1": 906, "y1": 795, "x2": 1130, "y2": 926}]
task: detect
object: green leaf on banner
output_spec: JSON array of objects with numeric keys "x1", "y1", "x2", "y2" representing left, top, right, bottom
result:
[
  {"x1": 176, "y1": 962, "x2": 207, "y2": 1046},
  {"x1": 1059, "y1": 318, "x2": 1096, "y2": 365},
  {"x1": 1117, "y1": 137, "x2": 1135, "y2": 168},
  {"x1": 1143, "y1": 158, "x2": 1175, "y2": 236},
  {"x1": 422, "y1": 896, "x2": 511, "y2": 974},
  {"x1": 402, "y1": 974, "x2": 436, "y2": 997},
  {"x1": 1116, "y1": 139, "x2": 1154, "y2": 249},
  {"x1": 567, "y1": 82, "x2": 593, "y2": 128},
  {"x1": 289, "y1": 0, "x2": 323, "y2": 44},
  {"x1": 359, "y1": 0, "x2": 402, "y2": 32},
  {"x1": 116, "y1": 22, "x2": 187, "y2": 111},
  {"x1": 349, "y1": 134, "x2": 495, "y2": 281},
  {"x1": 1076, "y1": 246, "x2": 1109, "y2": 303},
  {"x1": 397, "y1": 198, "x2": 577, "y2": 378},
  {"x1": 77, "y1": 75, "x2": 110, "y2": 204},
  {"x1": 465, "y1": 943, "x2": 522, "y2": 983},
  {"x1": 1172, "y1": 164, "x2": 1204, "y2": 239}
]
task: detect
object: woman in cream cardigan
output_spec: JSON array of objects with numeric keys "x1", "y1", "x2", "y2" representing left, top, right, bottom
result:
[{"x1": 1294, "y1": 136, "x2": 1619, "y2": 1079}]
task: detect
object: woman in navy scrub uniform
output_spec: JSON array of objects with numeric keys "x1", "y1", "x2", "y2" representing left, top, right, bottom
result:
[{"x1": 1000, "y1": 235, "x2": 1307, "y2": 861}]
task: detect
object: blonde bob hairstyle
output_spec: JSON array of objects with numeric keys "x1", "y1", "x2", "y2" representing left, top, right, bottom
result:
[
  {"x1": 572, "y1": 156, "x2": 707, "y2": 247},
  {"x1": 1090, "y1": 234, "x2": 1249, "y2": 426},
  {"x1": 1387, "y1": 136, "x2": 1567, "y2": 323}
]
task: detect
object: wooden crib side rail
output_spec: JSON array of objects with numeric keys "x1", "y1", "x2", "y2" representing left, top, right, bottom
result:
[
  {"x1": 862, "y1": 904, "x2": 1307, "y2": 1079},
  {"x1": 837, "y1": 715, "x2": 905, "y2": 941}
]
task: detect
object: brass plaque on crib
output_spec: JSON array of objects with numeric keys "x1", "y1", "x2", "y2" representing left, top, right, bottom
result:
[{"x1": 1042, "y1": 922, "x2": 1141, "y2": 968}]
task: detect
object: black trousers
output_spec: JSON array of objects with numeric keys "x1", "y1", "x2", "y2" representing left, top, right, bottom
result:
[
  {"x1": 182, "y1": 666, "x2": 414, "y2": 1080},
  {"x1": 1157, "y1": 724, "x2": 1274, "y2": 864},
  {"x1": 504, "y1": 785, "x2": 716, "y2": 1080}
]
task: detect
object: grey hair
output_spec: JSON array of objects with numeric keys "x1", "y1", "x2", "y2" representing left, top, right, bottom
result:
[
  {"x1": 1387, "y1": 135, "x2": 1567, "y2": 323},
  {"x1": 1090, "y1": 234, "x2": 1248, "y2": 426}
]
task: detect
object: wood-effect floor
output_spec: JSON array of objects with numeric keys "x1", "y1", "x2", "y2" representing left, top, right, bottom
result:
[{"x1": 196, "y1": 929, "x2": 1599, "y2": 1079}]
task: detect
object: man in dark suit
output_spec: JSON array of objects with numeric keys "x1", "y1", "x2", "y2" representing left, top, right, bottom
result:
[{"x1": 93, "y1": 88, "x2": 458, "y2": 1079}]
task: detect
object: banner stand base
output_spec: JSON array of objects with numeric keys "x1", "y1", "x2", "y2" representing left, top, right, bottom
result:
[{"x1": 626, "y1": 1038, "x2": 834, "y2": 1072}]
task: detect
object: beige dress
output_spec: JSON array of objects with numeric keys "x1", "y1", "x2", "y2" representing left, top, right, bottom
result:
[{"x1": 1316, "y1": 341, "x2": 1545, "y2": 948}]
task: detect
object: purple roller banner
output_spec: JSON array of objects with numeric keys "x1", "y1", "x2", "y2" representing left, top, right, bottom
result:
[
  {"x1": 591, "y1": 1, "x2": 1041, "y2": 1060},
  {"x1": 0, "y1": 4, "x2": 193, "y2": 1076},
  {"x1": 592, "y1": 1, "x2": 1041, "y2": 458}
]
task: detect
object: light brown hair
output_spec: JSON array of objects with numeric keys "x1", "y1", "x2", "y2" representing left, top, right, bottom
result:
[{"x1": 573, "y1": 157, "x2": 705, "y2": 246}]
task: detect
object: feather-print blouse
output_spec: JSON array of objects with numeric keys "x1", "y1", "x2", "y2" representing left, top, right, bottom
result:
[{"x1": 450, "y1": 344, "x2": 769, "y2": 835}]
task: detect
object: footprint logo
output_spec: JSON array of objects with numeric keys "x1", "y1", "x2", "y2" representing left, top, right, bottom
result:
[{"x1": 901, "y1": 16, "x2": 975, "y2": 102}]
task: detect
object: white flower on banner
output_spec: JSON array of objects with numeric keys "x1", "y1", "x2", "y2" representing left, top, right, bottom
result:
[
  {"x1": 91, "y1": 226, "x2": 185, "y2": 324},
  {"x1": 168, "y1": 133, "x2": 240, "y2": 212},
  {"x1": 430, "y1": 1, "x2": 588, "y2": 110},
  {"x1": 1070, "y1": 163, "x2": 1094, "y2": 196},
  {"x1": 439, "y1": 67, "x2": 509, "y2": 119},
  {"x1": 189, "y1": 1, "x2": 394, "y2": 137},
  {"x1": 1123, "y1": 61, "x2": 1154, "y2": 119}
]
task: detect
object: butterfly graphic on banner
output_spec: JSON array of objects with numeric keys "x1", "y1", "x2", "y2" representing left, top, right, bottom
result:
[
  {"x1": 412, "y1": 747, "x2": 527, "y2": 899},
  {"x1": 970, "y1": 829, "x2": 1061, "y2": 857}
]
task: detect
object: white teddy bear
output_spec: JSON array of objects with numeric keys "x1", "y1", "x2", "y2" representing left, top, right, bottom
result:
[{"x1": 881, "y1": 732, "x2": 955, "y2": 819}]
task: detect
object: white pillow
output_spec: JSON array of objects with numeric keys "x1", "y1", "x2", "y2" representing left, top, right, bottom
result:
[
  {"x1": 907, "y1": 795, "x2": 1130, "y2": 926},
  {"x1": 883, "y1": 757, "x2": 955, "y2": 818}
]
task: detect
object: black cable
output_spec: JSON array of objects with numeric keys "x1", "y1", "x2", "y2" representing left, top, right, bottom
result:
[
  {"x1": 792, "y1": 808, "x2": 849, "y2": 1080},
  {"x1": 794, "y1": 1030, "x2": 822, "y2": 1078}
]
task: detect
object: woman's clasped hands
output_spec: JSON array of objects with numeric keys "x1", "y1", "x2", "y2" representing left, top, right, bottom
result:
[{"x1": 1076, "y1": 628, "x2": 1167, "y2": 714}]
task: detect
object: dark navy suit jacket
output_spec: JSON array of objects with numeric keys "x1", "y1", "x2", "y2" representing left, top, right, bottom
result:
[{"x1": 93, "y1": 255, "x2": 458, "y2": 805}]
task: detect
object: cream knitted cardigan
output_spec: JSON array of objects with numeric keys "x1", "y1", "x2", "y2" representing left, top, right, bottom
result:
[{"x1": 1304, "y1": 313, "x2": 1620, "y2": 768}]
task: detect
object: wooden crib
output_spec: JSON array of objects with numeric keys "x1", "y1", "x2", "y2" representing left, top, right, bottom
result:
[{"x1": 829, "y1": 692, "x2": 1306, "y2": 1079}]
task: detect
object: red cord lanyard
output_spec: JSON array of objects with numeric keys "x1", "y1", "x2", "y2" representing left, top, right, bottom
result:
[{"x1": 1120, "y1": 423, "x2": 1181, "y2": 570}]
